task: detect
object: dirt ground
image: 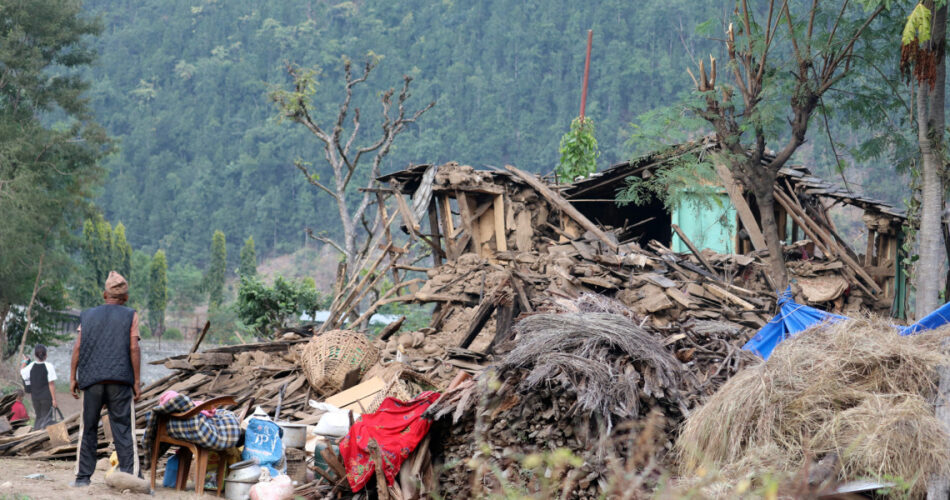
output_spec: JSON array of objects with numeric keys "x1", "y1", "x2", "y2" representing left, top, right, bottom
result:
[{"x1": 0, "y1": 458, "x2": 217, "y2": 499}]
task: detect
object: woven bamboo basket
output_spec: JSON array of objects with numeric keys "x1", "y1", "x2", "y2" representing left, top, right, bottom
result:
[
  {"x1": 284, "y1": 447, "x2": 308, "y2": 484},
  {"x1": 300, "y1": 329, "x2": 379, "y2": 395}
]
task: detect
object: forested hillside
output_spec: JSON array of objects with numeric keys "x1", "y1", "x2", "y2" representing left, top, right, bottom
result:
[{"x1": 83, "y1": 0, "x2": 725, "y2": 267}]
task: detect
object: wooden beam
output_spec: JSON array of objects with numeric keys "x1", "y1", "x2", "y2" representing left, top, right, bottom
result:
[
  {"x1": 189, "y1": 320, "x2": 211, "y2": 354},
  {"x1": 457, "y1": 191, "x2": 481, "y2": 256},
  {"x1": 427, "y1": 200, "x2": 444, "y2": 266},
  {"x1": 493, "y1": 194, "x2": 507, "y2": 252},
  {"x1": 505, "y1": 164, "x2": 618, "y2": 252},
  {"x1": 389, "y1": 181, "x2": 421, "y2": 234},
  {"x1": 671, "y1": 224, "x2": 718, "y2": 278},
  {"x1": 774, "y1": 189, "x2": 882, "y2": 295},
  {"x1": 704, "y1": 283, "x2": 755, "y2": 311},
  {"x1": 713, "y1": 163, "x2": 767, "y2": 252},
  {"x1": 438, "y1": 195, "x2": 457, "y2": 260},
  {"x1": 378, "y1": 316, "x2": 405, "y2": 341},
  {"x1": 865, "y1": 229, "x2": 876, "y2": 266},
  {"x1": 458, "y1": 298, "x2": 499, "y2": 350}
]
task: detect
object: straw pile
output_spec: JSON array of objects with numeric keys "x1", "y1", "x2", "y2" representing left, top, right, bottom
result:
[{"x1": 676, "y1": 318, "x2": 950, "y2": 494}]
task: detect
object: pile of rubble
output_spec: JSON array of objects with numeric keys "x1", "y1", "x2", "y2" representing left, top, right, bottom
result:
[{"x1": 0, "y1": 152, "x2": 913, "y2": 498}]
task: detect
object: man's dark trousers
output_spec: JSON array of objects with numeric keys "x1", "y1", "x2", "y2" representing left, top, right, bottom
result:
[{"x1": 75, "y1": 383, "x2": 137, "y2": 480}]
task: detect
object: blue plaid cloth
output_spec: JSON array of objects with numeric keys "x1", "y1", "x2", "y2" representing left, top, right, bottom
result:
[{"x1": 142, "y1": 393, "x2": 241, "y2": 470}]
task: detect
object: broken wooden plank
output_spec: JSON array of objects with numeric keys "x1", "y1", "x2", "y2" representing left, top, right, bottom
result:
[
  {"x1": 713, "y1": 163, "x2": 767, "y2": 252},
  {"x1": 666, "y1": 288, "x2": 696, "y2": 308},
  {"x1": 427, "y1": 200, "x2": 444, "y2": 266},
  {"x1": 378, "y1": 316, "x2": 406, "y2": 341},
  {"x1": 672, "y1": 224, "x2": 719, "y2": 278},
  {"x1": 493, "y1": 194, "x2": 507, "y2": 252},
  {"x1": 774, "y1": 188, "x2": 882, "y2": 295},
  {"x1": 505, "y1": 164, "x2": 619, "y2": 252},
  {"x1": 456, "y1": 191, "x2": 480, "y2": 256},
  {"x1": 704, "y1": 283, "x2": 755, "y2": 311},
  {"x1": 458, "y1": 290, "x2": 505, "y2": 349},
  {"x1": 390, "y1": 181, "x2": 422, "y2": 234},
  {"x1": 189, "y1": 320, "x2": 211, "y2": 354},
  {"x1": 439, "y1": 195, "x2": 458, "y2": 259}
]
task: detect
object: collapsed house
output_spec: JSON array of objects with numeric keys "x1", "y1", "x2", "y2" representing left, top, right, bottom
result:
[
  {"x1": 0, "y1": 138, "x2": 925, "y2": 499},
  {"x1": 378, "y1": 137, "x2": 909, "y2": 335}
]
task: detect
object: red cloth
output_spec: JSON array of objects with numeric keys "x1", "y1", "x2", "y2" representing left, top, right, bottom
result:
[
  {"x1": 339, "y1": 391, "x2": 440, "y2": 492},
  {"x1": 10, "y1": 401, "x2": 27, "y2": 422}
]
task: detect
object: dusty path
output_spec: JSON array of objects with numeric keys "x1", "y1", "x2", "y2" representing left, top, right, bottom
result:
[{"x1": 0, "y1": 458, "x2": 216, "y2": 499}]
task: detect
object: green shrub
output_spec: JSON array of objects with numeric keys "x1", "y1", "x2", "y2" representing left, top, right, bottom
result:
[
  {"x1": 139, "y1": 323, "x2": 152, "y2": 338},
  {"x1": 163, "y1": 327, "x2": 183, "y2": 340}
]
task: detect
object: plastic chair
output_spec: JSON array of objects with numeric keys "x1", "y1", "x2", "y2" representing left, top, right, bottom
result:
[{"x1": 148, "y1": 396, "x2": 236, "y2": 496}]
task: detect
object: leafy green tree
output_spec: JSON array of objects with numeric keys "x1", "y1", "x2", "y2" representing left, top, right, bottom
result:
[
  {"x1": 112, "y1": 223, "x2": 133, "y2": 281},
  {"x1": 148, "y1": 250, "x2": 168, "y2": 340},
  {"x1": 79, "y1": 216, "x2": 114, "y2": 307},
  {"x1": 239, "y1": 236, "x2": 257, "y2": 277},
  {"x1": 167, "y1": 263, "x2": 204, "y2": 317},
  {"x1": 678, "y1": 0, "x2": 884, "y2": 289},
  {"x1": 0, "y1": 0, "x2": 109, "y2": 354},
  {"x1": 557, "y1": 117, "x2": 599, "y2": 181},
  {"x1": 236, "y1": 275, "x2": 327, "y2": 338},
  {"x1": 207, "y1": 230, "x2": 227, "y2": 307},
  {"x1": 899, "y1": 0, "x2": 948, "y2": 317},
  {"x1": 128, "y1": 249, "x2": 151, "y2": 310}
]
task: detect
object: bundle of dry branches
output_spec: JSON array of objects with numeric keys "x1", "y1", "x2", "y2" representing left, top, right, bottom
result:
[
  {"x1": 676, "y1": 318, "x2": 950, "y2": 495},
  {"x1": 498, "y1": 313, "x2": 685, "y2": 425}
]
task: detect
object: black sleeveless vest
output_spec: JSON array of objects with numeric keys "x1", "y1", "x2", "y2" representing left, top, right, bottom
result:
[
  {"x1": 77, "y1": 304, "x2": 136, "y2": 389},
  {"x1": 30, "y1": 363, "x2": 50, "y2": 401}
]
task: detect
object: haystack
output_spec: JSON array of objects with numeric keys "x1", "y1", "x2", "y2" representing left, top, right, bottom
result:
[{"x1": 676, "y1": 317, "x2": 950, "y2": 494}]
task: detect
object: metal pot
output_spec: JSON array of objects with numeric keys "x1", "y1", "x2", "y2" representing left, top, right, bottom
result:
[
  {"x1": 224, "y1": 458, "x2": 261, "y2": 500},
  {"x1": 278, "y1": 422, "x2": 307, "y2": 449}
]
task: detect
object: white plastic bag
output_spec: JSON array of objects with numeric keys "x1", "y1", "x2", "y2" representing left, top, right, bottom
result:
[
  {"x1": 249, "y1": 474, "x2": 294, "y2": 500},
  {"x1": 309, "y1": 401, "x2": 354, "y2": 437}
]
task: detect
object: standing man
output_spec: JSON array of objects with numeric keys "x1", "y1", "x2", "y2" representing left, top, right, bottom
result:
[
  {"x1": 20, "y1": 344, "x2": 58, "y2": 429},
  {"x1": 70, "y1": 271, "x2": 142, "y2": 487}
]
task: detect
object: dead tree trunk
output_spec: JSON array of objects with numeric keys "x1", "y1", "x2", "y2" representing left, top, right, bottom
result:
[{"x1": 272, "y1": 58, "x2": 434, "y2": 278}]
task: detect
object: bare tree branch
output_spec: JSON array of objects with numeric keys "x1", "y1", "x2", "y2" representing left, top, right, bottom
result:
[
  {"x1": 305, "y1": 228, "x2": 345, "y2": 256},
  {"x1": 294, "y1": 161, "x2": 339, "y2": 200}
]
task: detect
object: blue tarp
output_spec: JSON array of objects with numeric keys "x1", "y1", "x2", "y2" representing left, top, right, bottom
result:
[
  {"x1": 899, "y1": 300, "x2": 950, "y2": 335},
  {"x1": 742, "y1": 287, "x2": 848, "y2": 359}
]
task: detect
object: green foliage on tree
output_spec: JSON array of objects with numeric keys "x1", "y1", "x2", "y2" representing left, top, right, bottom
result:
[
  {"x1": 112, "y1": 223, "x2": 133, "y2": 281},
  {"x1": 616, "y1": 153, "x2": 722, "y2": 212},
  {"x1": 557, "y1": 117, "x2": 599, "y2": 181},
  {"x1": 79, "y1": 216, "x2": 114, "y2": 307},
  {"x1": 128, "y1": 249, "x2": 151, "y2": 310},
  {"x1": 0, "y1": 0, "x2": 110, "y2": 356},
  {"x1": 207, "y1": 230, "x2": 227, "y2": 308},
  {"x1": 81, "y1": 0, "x2": 723, "y2": 267},
  {"x1": 167, "y1": 263, "x2": 204, "y2": 316},
  {"x1": 239, "y1": 236, "x2": 257, "y2": 277},
  {"x1": 236, "y1": 275, "x2": 328, "y2": 338},
  {"x1": 148, "y1": 250, "x2": 168, "y2": 339}
]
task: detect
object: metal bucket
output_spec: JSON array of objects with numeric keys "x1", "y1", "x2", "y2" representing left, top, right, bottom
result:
[
  {"x1": 224, "y1": 458, "x2": 261, "y2": 500},
  {"x1": 277, "y1": 422, "x2": 307, "y2": 449}
]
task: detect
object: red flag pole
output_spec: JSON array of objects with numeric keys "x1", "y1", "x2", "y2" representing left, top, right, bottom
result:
[{"x1": 579, "y1": 29, "x2": 593, "y2": 121}]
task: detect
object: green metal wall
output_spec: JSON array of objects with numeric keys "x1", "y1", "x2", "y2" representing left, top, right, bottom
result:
[{"x1": 671, "y1": 192, "x2": 736, "y2": 254}]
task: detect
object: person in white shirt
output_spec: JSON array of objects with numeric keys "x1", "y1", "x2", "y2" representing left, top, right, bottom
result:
[{"x1": 20, "y1": 344, "x2": 58, "y2": 429}]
